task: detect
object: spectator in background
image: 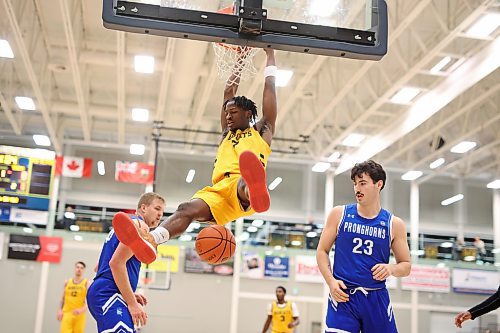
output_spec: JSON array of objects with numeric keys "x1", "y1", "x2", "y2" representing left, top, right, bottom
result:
[
  {"x1": 64, "y1": 206, "x2": 76, "y2": 229},
  {"x1": 453, "y1": 238, "x2": 465, "y2": 261},
  {"x1": 474, "y1": 236, "x2": 486, "y2": 260}
]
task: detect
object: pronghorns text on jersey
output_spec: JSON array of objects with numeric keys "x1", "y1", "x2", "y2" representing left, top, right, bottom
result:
[{"x1": 343, "y1": 222, "x2": 386, "y2": 239}]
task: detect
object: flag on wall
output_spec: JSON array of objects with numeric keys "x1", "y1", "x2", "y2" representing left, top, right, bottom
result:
[
  {"x1": 115, "y1": 161, "x2": 154, "y2": 184},
  {"x1": 55, "y1": 156, "x2": 92, "y2": 178}
]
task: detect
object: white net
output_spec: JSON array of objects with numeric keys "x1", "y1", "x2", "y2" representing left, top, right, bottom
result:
[
  {"x1": 212, "y1": 43, "x2": 260, "y2": 85},
  {"x1": 137, "y1": 258, "x2": 172, "y2": 291}
]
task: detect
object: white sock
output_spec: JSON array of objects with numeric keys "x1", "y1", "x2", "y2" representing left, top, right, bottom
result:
[{"x1": 151, "y1": 226, "x2": 170, "y2": 244}]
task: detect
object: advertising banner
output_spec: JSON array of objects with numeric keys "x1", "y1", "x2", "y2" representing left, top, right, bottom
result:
[
  {"x1": 145, "y1": 245, "x2": 179, "y2": 272},
  {"x1": 184, "y1": 248, "x2": 233, "y2": 276},
  {"x1": 295, "y1": 255, "x2": 323, "y2": 283},
  {"x1": 8, "y1": 234, "x2": 62, "y2": 263},
  {"x1": 241, "y1": 251, "x2": 264, "y2": 279},
  {"x1": 452, "y1": 269, "x2": 500, "y2": 295},
  {"x1": 264, "y1": 255, "x2": 289, "y2": 278},
  {"x1": 401, "y1": 265, "x2": 450, "y2": 293}
]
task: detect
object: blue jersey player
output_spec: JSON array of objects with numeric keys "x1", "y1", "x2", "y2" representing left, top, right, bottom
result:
[
  {"x1": 87, "y1": 192, "x2": 165, "y2": 332},
  {"x1": 317, "y1": 160, "x2": 411, "y2": 333}
]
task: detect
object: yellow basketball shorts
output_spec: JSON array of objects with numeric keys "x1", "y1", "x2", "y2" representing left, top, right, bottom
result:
[
  {"x1": 192, "y1": 175, "x2": 255, "y2": 225},
  {"x1": 60, "y1": 312, "x2": 86, "y2": 333}
]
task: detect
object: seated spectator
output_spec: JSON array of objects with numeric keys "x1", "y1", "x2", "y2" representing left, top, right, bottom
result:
[
  {"x1": 453, "y1": 239, "x2": 465, "y2": 261},
  {"x1": 474, "y1": 236, "x2": 486, "y2": 260}
]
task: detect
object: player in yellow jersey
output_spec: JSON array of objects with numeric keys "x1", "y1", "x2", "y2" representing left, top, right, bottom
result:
[
  {"x1": 112, "y1": 48, "x2": 278, "y2": 264},
  {"x1": 262, "y1": 286, "x2": 300, "y2": 333},
  {"x1": 57, "y1": 261, "x2": 89, "y2": 333}
]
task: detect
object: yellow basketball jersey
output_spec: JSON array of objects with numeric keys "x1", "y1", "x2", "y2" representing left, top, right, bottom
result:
[
  {"x1": 212, "y1": 127, "x2": 272, "y2": 184},
  {"x1": 271, "y1": 301, "x2": 293, "y2": 333},
  {"x1": 62, "y1": 278, "x2": 87, "y2": 312}
]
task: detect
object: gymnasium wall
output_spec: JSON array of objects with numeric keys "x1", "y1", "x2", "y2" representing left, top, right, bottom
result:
[
  {"x1": 0, "y1": 236, "x2": 497, "y2": 333},
  {"x1": 62, "y1": 148, "x2": 495, "y2": 237}
]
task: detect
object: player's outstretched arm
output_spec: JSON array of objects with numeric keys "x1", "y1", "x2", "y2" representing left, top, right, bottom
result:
[
  {"x1": 109, "y1": 244, "x2": 148, "y2": 327},
  {"x1": 316, "y1": 206, "x2": 349, "y2": 302},
  {"x1": 455, "y1": 311, "x2": 472, "y2": 328},
  {"x1": 258, "y1": 49, "x2": 277, "y2": 137},
  {"x1": 455, "y1": 286, "x2": 500, "y2": 328}
]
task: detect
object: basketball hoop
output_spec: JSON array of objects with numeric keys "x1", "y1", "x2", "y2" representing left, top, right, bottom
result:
[
  {"x1": 138, "y1": 259, "x2": 172, "y2": 291},
  {"x1": 139, "y1": 271, "x2": 155, "y2": 289},
  {"x1": 213, "y1": 6, "x2": 259, "y2": 85}
]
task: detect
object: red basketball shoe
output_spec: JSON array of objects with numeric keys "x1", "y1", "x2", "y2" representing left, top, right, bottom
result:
[
  {"x1": 239, "y1": 150, "x2": 270, "y2": 213},
  {"x1": 112, "y1": 212, "x2": 157, "y2": 264}
]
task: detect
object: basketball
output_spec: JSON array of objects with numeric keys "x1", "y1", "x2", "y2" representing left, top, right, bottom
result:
[{"x1": 195, "y1": 225, "x2": 236, "y2": 265}]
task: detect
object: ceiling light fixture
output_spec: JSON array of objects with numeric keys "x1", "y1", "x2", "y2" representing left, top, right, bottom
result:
[
  {"x1": 97, "y1": 161, "x2": 106, "y2": 176},
  {"x1": 312, "y1": 162, "x2": 331, "y2": 173},
  {"x1": 441, "y1": 194, "x2": 464, "y2": 206},
  {"x1": 429, "y1": 158, "x2": 445, "y2": 169},
  {"x1": 450, "y1": 141, "x2": 477, "y2": 154},
  {"x1": 134, "y1": 55, "x2": 155, "y2": 73},
  {"x1": 131, "y1": 108, "x2": 149, "y2": 122},
  {"x1": 486, "y1": 179, "x2": 500, "y2": 189},
  {"x1": 186, "y1": 169, "x2": 196, "y2": 183},
  {"x1": 0, "y1": 39, "x2": 14, "y2": 58},
  {"x1": 390, "y1": 87, "x2": 421, "y2": 104},
  {"x1": 342, "y1": 134, "x2": 365, "y2": 147},
  {"x1": 430, "y1": 57, "x2": 451, "y2": 74},
  {"x1": 465, "y1": 13, "x2": 500, "y2": 38},
  {"x1": 268, "y1": 177, "x2": 282, "y2": 191},
  {"x1": 15, "y1": 96, "x2": 36, "y2": 110},
  {"x1": 33, "y1": 135, "x2": 51, "y2": 146},
  {"x1": 327, "y1": 151, "x2": 341, "y2": 162},
  {"x1": 129, "y1": 144, "x2": 145, "y2": 155},
  {"x1": 401, "y1": 170, "x2": 423, "y2": 181}
]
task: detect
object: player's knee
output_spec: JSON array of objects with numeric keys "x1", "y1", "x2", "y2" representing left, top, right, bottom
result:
[{"x1": 176, "y1": 202, "x2": 196, "y2": 219}]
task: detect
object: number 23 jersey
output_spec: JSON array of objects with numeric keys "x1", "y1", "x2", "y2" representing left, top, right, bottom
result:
[{"x1": 333, "y1": 204, "x2": 393, "y2": 289}]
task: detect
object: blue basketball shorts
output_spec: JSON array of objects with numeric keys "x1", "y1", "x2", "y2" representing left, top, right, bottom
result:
[
  {"x1": 325, "y1": 287, "x2": 397, "y2": 333},
  {"x1": 87, "y1": 279, "x2": 136, "y2": 333}
]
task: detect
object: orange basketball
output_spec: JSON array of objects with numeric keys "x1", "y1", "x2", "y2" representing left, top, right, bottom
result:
[{"x1": 195, "y1": 225, "x2": 236, "y2": 265}]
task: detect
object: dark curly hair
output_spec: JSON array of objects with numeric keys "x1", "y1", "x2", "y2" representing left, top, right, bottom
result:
[
  {"x1": 350, "y1": 160, "x2": 386, "y2": 190},
  {"x1": 224, "y1": 96, "x2": 258, "y2": 123},
  {"x1": 276, "y1": 286, "x2": 286, "y2": 294}
]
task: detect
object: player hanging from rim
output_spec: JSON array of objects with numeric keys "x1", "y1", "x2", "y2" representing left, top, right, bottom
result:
[{"x1": 112, "y1": 48, "x2": 277, "y2": 264}]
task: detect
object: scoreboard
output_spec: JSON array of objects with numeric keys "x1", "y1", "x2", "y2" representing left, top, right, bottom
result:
[{"x1": 0, "y1": 146, "x2": 55, "y2": 224}]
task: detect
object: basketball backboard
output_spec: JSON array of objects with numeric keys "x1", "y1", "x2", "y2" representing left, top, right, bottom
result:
[{"x1": 102, "y1": 0, "x2": 387, "y2": 60}]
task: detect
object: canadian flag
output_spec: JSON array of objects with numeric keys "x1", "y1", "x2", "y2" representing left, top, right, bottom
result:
[{"x1": 55, "y1": 156, "x2": 92, "y2": 178}]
